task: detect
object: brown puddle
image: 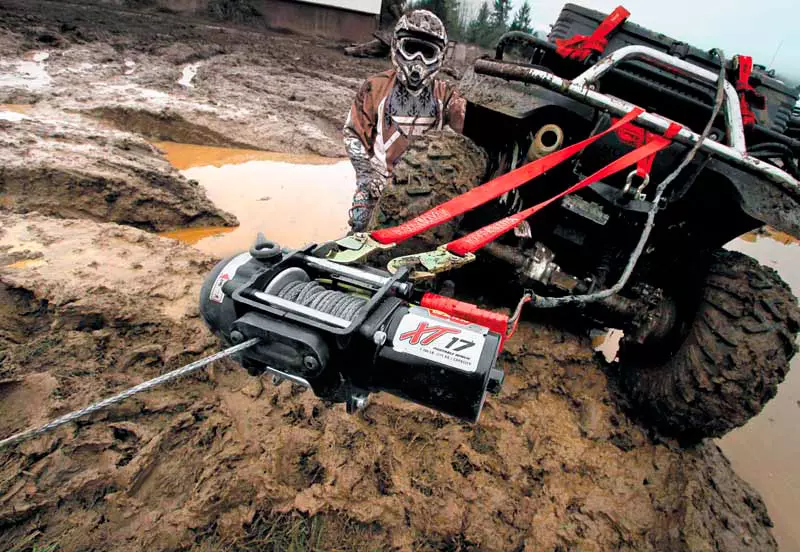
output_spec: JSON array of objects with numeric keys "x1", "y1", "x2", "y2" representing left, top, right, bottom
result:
[
  {"x1": 4, "y1": 259, "x2": 46, "y2": 269},
  {"x1": 157, "y1": 142, "x2": 355, "y2": 259},
  {"x1": 159, "y1": 226, "x2": 236, "y2": 245},
  {"x1": 719, "y1": 228, "x2": 800, "y2": 552},
  {"x1": 154, "y1": 142, "x2": 342, "y2": 171},
  {"x1": 0, "y1": 104, "x2": 33, "y2": 114}
]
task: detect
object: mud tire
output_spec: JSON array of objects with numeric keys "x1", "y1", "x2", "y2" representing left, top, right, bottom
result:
[
  {"x1": 620, "y1": 250, "x2": 800, "y2": 440},
  {"x1": 367, "y1": 130, "x2": 487, "y2": 258}
]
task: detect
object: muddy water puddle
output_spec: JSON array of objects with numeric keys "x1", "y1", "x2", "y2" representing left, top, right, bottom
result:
[
  {"x1": 155, "y1": 142, "x2": 354, "y2": 258},
  {"x1": 720, "y1": 229, "x2": 800, "y2": 552}
]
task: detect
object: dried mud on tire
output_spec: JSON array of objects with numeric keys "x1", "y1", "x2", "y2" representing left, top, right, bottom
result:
[
  {"x1": 368, "y1": 130, "x2": 487, "y2": 260},
  {"x1": 620, "y1": 249, "x2": 800, "y2": 439}
]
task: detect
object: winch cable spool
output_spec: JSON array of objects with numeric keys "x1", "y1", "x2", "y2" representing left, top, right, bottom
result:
[
  {"x1": 274, "y1": 278, "x2": 367, "y2": 321},
  {"x1": 0, "y1": 338, "x2": 260, "y2": 451}
]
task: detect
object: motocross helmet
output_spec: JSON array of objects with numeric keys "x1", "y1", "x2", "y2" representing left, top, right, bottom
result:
[{"x1": 392, "y1": 10, "x2": 447, "y2": 92}]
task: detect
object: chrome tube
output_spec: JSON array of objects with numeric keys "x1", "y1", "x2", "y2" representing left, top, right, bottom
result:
[
  {"x1": 571, "y1": 45, "x2": 746, "y2": 153},
  {"x1": 303, "y1": 255, "x2": 392, "y2": 288}
]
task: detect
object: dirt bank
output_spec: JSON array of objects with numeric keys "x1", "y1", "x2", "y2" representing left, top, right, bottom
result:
[
  {"x1": 0, "y1": 107, "x2": 236, "y2": 231},
  {"x1": 0, "y1": 213, "x2": 778, "y2": 551}
]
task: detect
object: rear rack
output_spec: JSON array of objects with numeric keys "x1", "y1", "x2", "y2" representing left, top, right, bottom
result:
[{"x1": 475, "y1": 45, "x2": 799, "y2": 195}]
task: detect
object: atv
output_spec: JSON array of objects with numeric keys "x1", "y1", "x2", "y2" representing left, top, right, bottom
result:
[{"x1": 368, "y1": 4, "x2": 800, "y2": 440}]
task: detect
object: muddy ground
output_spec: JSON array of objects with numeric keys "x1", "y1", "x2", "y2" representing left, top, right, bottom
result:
[{"x1": 0, "y1": 1, "x2": 783, "y2": 550}]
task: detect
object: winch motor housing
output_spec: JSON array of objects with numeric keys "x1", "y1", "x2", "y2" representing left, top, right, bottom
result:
[{"x1": 199, "y1": 240, "x2": 504, "y2": 422}]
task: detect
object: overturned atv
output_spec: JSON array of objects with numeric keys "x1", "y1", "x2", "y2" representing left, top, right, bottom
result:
[{"x1": 368, "y1": 5, "x2": 800, "y2": 440}]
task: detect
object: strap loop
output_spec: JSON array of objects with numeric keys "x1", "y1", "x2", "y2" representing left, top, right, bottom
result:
[
  {"x1": 446, "y1": 128, "x2": 680, "y2": 257},
  {"x1": 555, "y1": 6, "x2": 631, "y2": 62},
  {"x1": 370, "y1": 107, "x2": 644, "y2": 245},
  {"x1": 734, "y1": 54, "x2": 765, "y2": 128}
]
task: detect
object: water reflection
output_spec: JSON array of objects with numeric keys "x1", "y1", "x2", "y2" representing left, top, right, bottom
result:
[
  {"x1": 156, "y1": 143, "x2": 355, "y2": 259},
  {"x1": 720, "y1": 229, "x2": 800, "y2": 552},
  {"x1": 154, "y1": 142, "x2": 342, "y2": 171}
]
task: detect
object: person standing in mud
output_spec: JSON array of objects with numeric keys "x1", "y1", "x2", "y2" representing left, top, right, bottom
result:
[{"x1": 343, "y1": 10, "x2": 466, "y2": 232}]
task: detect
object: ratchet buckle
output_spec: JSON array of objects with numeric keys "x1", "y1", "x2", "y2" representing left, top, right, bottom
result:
[
  {"x1": 387, "y1": 246, "x2": 476, "y2": 280},
  {"x1": 325, "y1": 233, "x2": 395, "y2": 265}
]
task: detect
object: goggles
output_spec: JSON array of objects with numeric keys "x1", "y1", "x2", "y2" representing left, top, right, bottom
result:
[{"x1": 397, "y1": 37, "x2": 442, "y2": 65}]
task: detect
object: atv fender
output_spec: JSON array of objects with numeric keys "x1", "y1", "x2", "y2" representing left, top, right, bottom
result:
[{"x1": 708, "y1": 159, "x2": 800, "y2": 238}]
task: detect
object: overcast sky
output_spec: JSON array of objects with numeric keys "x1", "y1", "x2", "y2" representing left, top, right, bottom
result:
[{"x1": 468, "y1": 0, "x2": 799, "y2": 83}]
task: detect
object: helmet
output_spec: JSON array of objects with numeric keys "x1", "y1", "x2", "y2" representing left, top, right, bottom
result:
[{"x1": 392, "y1": 10, "x2": 447, "y2": 91}]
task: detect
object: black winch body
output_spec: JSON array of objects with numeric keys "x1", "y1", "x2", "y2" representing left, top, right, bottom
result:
[{"x1": 199, "y1": 241, "x2": 504, "y2": 422}]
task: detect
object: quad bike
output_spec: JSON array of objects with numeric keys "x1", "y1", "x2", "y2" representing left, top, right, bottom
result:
[{"x1": 199, "y1": 5, "x2": 800, "y2": 442}]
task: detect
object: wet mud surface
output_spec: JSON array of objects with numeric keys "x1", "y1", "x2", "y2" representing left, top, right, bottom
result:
[
  {"x1": 0, "y1": 0, "x2": 388, "y2": 157},
  {"x1": 0, "y1": 1, "x2": 792, "y2": 551},
  {"x1": 0, "y1": 214, "x2": 778, "y2": 551},
  {"x1": 0, "y1": 107, "x2": 237, "y2": 231}
]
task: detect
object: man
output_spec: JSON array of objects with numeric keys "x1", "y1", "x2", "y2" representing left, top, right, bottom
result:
[{"x1": 343, "y1": 10, "x2": 466, "y2": 232}]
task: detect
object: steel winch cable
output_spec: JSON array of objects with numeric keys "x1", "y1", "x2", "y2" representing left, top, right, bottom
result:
[
  {"x1": 0, "y1": 338, "x2": 260, "y2": 451},
  {"x1": 276, "y1": 280, "x2": 368, "y2": 321},
  {"x1": 531, "y1": 48, "x2": 728, "y2": 308}
]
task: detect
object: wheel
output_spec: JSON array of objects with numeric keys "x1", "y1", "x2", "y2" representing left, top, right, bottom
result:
[
  {"x1": 619, "y1": 249, "x2": 800, "y2": 440},
  {"x1": 367, "y1": 130, "x2": 488, "y2": 259}
]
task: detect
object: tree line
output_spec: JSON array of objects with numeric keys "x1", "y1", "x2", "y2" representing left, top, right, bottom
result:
[{"x1": 409, "y1": 0, "x2": 534, "y2": 48}]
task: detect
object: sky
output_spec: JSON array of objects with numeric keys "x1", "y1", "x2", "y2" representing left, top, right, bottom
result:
[{"x1": 466, "y1": 0, "x2": 800, "y2": 83}]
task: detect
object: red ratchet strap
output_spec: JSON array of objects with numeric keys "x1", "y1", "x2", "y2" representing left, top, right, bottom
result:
[
  {"x1": 734, "y1": 55, "x2": 765, "y2": 127},
  {"x1": 447, "y1": 123, "x2": 682, "y2": 257},
  {"x1": 555, "y1": 6, "x2": 631, "y2": 62},
  {"x1": 613, "y1": 119, "x2": 659, "y2": 178},
  {"x1": 370, "y1": 107, "x2": 644, "y2": 245}
]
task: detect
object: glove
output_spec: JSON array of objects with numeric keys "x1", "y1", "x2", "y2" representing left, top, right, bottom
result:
[{"x1": 348, "y1": 173, "x2": 386, "y2": 232}]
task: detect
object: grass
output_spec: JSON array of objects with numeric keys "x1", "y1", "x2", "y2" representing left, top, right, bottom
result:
[{"x1": 207, "y1": 0, "x2": 261, "y2": 22}]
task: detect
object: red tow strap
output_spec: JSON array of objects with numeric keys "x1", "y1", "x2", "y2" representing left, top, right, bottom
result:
[
  {"x1": 613, "y1": 119, "x2": 660, "y2": 178},
  {"x1": 734, "y1": 55, "x2": 765, "y2": 127},
  {"x1": 446, "y1": 123, "x2": 682, "y2": 257},
  {"x1": 370, "y1": 107, "x2": 644, "y2": 245},
  {"x1": 555, "y1": 6, "x2": 630, "y2": 61}
]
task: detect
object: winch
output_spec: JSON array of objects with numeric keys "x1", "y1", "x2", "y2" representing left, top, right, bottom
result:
[{"x1": 199, "y1": 236, "x2": 513, "y2": 422}]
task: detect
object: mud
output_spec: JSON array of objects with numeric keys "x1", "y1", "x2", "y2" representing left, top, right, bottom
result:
[
  {"x1": 0, "y1": 1, "x2": 788, "y2": 550},
  {"x1": 720, "y1": 231, "x2": 800, "y2": 552},
  {"x1": 0, "y1": 107, "x2": 237, "y2": 231},
  {"x1": 156, "y1": 143, "x2": 355, "y2": 258},
  {"x1": 0, "y1": 0, "x2": 389, "y2": 157},
  {"x1": 0, "y1": 213, "x2": 778, "y2": 551}
]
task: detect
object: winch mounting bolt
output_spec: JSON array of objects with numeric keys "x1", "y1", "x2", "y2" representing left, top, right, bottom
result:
[
  {"x1": 230, "y1": 330, "x2": 244, "y2": 344},
  {"x1": 303, "y1": 355, "x2": 320, "y2": 371}
]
